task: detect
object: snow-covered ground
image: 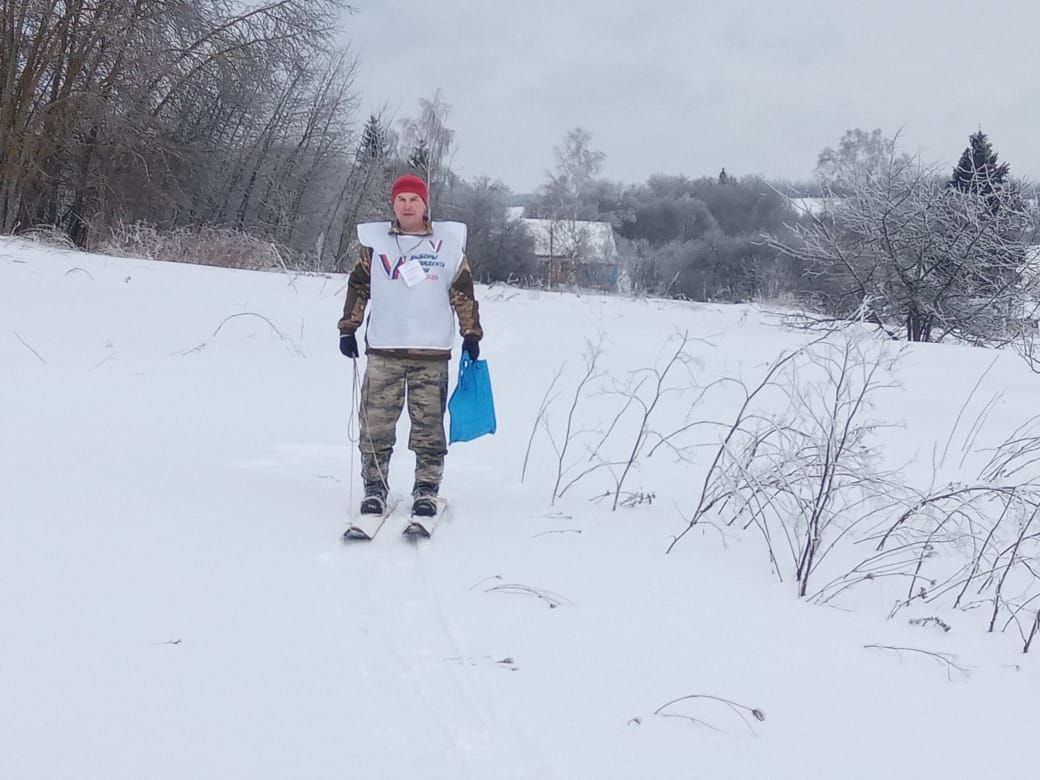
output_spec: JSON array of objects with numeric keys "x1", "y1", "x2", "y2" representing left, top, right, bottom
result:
[{"x1": 2, "y1": 237, "x2": 1037, "y2": 779}]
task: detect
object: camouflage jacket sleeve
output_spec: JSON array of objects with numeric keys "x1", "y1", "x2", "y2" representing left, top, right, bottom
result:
[
  {"x1": 450, "y1": 254, "x2": 483, "y2": 340},
  {"x1": 338, "y1": 246, "x2": 372, "y2": 335}
]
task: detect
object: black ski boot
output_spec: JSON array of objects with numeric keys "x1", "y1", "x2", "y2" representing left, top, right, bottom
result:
[
  {"x1": 360, "y1": 483, "x2": 387, "y2": 515},
  {"x1": 360, "y1": 495, "x2": 385, "y2": 515},
  {"x1": 411, "y1": 483, "x2": 438, "y2": 517}
]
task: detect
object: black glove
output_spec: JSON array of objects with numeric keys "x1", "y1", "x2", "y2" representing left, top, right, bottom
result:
[
  {"x1": 462, "y1": 336, "x2": 480, "y2": 361},
  {"x1": 339, "y1": 333, "x2": 359, "y2": 358}
]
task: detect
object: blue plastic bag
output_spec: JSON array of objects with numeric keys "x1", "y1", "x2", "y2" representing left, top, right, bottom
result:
[{"x1": 448, "y1": 353, "x2": 497, "y2": 443}]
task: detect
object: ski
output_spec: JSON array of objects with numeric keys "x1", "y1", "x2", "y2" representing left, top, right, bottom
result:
[
  {"x1": 343, "y1": 499, "x2": 398, "y2": 541},
  {"x1": 402, "y1": 518, "x2": 434, "y2": 538},
  {"x1": 402, "y1": 498, "x2": 447, "y2": 538}
]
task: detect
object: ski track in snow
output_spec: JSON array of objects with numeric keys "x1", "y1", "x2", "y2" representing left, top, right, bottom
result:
[
  {"x1": 335, "y1": 503, "x2": 554, "y2": 779},
  {"x1": 409, "y1": 530, "x2": 556, "y2": 780}
]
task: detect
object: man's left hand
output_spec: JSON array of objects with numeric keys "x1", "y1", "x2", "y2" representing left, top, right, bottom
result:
[{"x1": 462, "y1": 336, "x2": 480, "y2": 361}]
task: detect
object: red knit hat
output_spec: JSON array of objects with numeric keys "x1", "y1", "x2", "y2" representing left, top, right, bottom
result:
[{"x1": 390, "y1": 174, "x2": 428, "y2": 205}]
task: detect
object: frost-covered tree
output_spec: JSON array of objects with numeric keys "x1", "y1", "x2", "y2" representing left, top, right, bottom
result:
[
  {"x1": 527, "y1": 127, "x2": 606, "y2": 221},
  {"x1": 398, "y1": 90, "x2": 456, "y2": 207},
  {"x1": 815, "y1": 128, "x2": 912, "y2": 195},
  {"x1": 0, "y1": 0, "x2": 355, "y2": 253},
  {"x1": 770, "y1": 141, "x2": 1037, "y2": 344}
]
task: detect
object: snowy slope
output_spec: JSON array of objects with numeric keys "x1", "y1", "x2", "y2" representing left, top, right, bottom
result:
[{"x1": 1, "y1": 237, "x2": 1037, "y2": 780}]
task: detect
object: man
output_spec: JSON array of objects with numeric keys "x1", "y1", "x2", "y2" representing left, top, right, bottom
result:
[{"x1": 338, "y1": 174, "x2": 483, "y2": 518}]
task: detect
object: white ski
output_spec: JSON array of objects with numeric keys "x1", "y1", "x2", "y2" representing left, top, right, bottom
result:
[
  {"x1": 402, "y1": 498, "x2": 448, "y2": 538},
  {"x1": 343, "y1": 499, "x2": 398, "y2": 541}
]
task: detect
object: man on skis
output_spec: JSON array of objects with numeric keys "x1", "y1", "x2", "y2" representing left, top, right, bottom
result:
[{"x1": 338, "y1": 174, "x2": 483, "y2": 518}]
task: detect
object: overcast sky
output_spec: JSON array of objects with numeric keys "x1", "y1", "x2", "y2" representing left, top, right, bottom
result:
[{"x1": 342, "y1": 0, "x2": 1040, "y2": 193}]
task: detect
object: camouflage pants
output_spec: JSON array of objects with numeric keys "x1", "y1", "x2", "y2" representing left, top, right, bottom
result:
[{"x1": 359, "y1": 354, "x2": 448, "y2": 497}]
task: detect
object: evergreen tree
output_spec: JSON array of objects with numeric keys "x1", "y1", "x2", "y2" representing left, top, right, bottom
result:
[
  {"x1": 947, "y1": 130, "x2": 1021, "y2": 291},
  {"x1": 334, "y1": 114, "x2": 394, "y2": 271},
  {"x1": 949, "y1": 130, "x2": 1010, "y2": 198},
  {"x1": 356, "y1": 114, "x2": 390, "y2": 163}
]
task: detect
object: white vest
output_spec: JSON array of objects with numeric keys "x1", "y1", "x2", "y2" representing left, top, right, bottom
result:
[{"x1": 357, "y1": 221, "x2": 467, "y2": 350}]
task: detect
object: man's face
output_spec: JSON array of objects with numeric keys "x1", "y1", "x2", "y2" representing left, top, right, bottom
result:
[{"x1": 393, "y1": 193, "x2": 426, "y2": 230}]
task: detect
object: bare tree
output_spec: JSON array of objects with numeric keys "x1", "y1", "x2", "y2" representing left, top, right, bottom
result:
[
  {"x1": 769, "y1": 144, "x2": 1038, "y2": 345},
  {"x1": 397, "y1": 89, "x2": 456, "y2": 210},
  {"x1": 523, "y1": 128, "x2": 611, "y2": 288},
  {"x1": 814, "y1": 128, "x2": 912, "y2": 195},
  {"x1": 0, "y1": 0, "x2": 358, "y2": 264},
  {"x1": 538, "y1": 127, "x2": 606, "y2": 221}
]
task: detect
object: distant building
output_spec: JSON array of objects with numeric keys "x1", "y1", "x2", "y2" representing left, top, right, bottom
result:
[{"x1": 514, "y1": 214, "x2": 622, "y2": 291}]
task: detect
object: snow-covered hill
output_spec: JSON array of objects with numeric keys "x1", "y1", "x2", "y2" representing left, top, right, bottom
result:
[{"x1": 2, "y1": 237, "x2": 1037, "y2": 779}]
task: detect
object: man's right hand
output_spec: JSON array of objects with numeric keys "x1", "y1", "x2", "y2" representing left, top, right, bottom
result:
[{"x1": 339, "y1": 333, "x2": 359, "y2": 358}]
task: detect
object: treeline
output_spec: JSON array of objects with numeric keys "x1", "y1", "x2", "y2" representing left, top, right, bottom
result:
[
  {"x1": 520, "y1": 128, "x2": 802, "y2": 300},
  {"x1": 0, "y1": 8, "x2": 806, "y2": 296},
  {"x1": 614, "y1": 173, "x2": 800, "y2": 302},
  {"x1": 316, "y1": 113, "x2": 804, "y2": 293},
  {"x1": 5, "y1": 4, "x2": 1037, "y2": 336},
  {"x1": 520, "y1": 126, "x2": 1040, "y2": 330}
]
